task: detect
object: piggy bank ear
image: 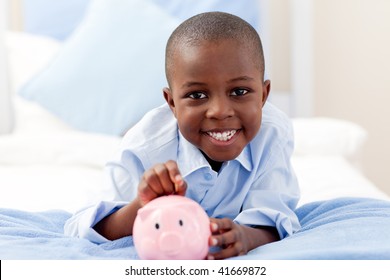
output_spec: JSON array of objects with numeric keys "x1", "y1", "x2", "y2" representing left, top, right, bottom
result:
[{"x1": 137, "y1": 207, "x2": 156, "y2": 221}]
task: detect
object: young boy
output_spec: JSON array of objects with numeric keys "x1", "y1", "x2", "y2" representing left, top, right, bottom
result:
[{"x1": 65, "y1": 12, "x2": 300, "y2": 260}]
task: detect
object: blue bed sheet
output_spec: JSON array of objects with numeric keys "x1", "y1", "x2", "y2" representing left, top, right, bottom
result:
[{"x1": 1, "y1": 197, "x2": 390, "y2": 259}]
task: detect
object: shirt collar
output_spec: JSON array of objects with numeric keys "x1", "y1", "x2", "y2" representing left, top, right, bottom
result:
[
  {"x1": 177, "y1": 132, "x2": 253, "y2": 177},
  {"x1": 177, "y1": 132, "x2": 209, "y2": 177},
  {"x1": 235, "y1": 144, "x2": 253, "y2": 172}
]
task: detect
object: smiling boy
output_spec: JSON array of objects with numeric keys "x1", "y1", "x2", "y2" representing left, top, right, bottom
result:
[{"x1": 65, "y1": 12, "x2": 300, "y2": 259}]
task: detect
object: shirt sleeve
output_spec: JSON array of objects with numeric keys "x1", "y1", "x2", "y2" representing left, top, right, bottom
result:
[
  {"x1": 234, "y1": 117, "x2": 301, "y2": 239},
  {"x1": 64, "y1": 105, "x2": 177, "y2": 243},
  {"x1": 63, "y1": 150, "x2": 143, "y2": 243},
  {"x1": 64, "y1": 200, "x2": 127, "y2": 244}
]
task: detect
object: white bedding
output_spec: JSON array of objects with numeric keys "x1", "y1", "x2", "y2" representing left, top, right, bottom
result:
[
  {"x1": 0, "y1": 31, "x2": 388, "y2": 214},
  {"x1": 0, "y1": 97, "x2": 122, "y2": 213}
]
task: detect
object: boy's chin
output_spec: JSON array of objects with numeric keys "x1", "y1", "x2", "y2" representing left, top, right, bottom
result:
[{"x1": 204, "y1": 150, "x2": 242, "y2": 163}]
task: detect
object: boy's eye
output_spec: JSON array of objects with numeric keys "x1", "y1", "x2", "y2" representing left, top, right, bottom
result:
[
  {"x1": 231, "y1": 88, "x2": 248, "y2": 96},
  {"x1": 188, "y1": 92, "x2": 207, "y2": 99}
]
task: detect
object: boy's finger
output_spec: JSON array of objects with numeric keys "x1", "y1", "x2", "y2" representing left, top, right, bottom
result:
[
  {"x1": 165, "y1": 160, "x2": 180, "y2": 180},
  {"x1": 153, "y1": 163, "x2": 176, "y2": 194},
  {"x1": 174, "y1": 174, "x2": 187, "y2": 195},
  {"x1": 213, "y1": 229, "x2": 237, "y2": 247},
  {"x1": 212, "y1": 218, "x2": 233, "y2": 231},
  {"x1": 138, "y1": 180, "x2": 160, "y2": 206},
  {"x1": 207, "y1": 245, "x2": 239, "y2": 260},
  {"x1": 164, "y1": 160, "x2": 187, "y2": 195},
  {"x1": 209, "y1": 219, "x2": 219, "y2": 233},
  {"x1": 142, "y1": 168, "x2": 165, "y2": 195}
]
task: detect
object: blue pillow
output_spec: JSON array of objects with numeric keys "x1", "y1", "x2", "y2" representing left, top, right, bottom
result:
[
  {"x1": 22, "y1": 0, "x2": 91, "y2": 40},
  {"x1": 150, "y1": 0, "x2": 261, "y2": 32},
  {"x1": 19, "y1": 0, "x2": 179, "y2": 135}
]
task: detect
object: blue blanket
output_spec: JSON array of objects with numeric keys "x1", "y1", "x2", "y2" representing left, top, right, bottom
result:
[{"x1": 1, "y1": 197, "x2": 390, "y2": 259}]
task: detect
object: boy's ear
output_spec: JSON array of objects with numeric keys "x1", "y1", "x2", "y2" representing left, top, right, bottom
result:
[
  {"x1": 262, "y1": 80, "x2": 271, "y2": 107},
  {"x1": 163, "y1": 87, "x2": 177, "y2": 116}
]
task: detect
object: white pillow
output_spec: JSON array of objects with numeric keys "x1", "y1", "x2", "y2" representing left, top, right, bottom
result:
[
  {"x1": 292, "y1": 117, "x2": 368, "y2": 157},
  {"x1": 5, "y1": 31, "x2": 61, "y2": 94},
  {"x1": 19, "y1": 0, "x2": 179, "y2": 135}
]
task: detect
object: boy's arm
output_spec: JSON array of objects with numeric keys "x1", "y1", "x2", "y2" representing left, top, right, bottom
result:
[
  {"x1": 93, "y1": 198, "x2": 142, "y2": 240},
  {"x1": 208, "y1": 218, "x2": 279, "y2": 260},
  {"x1": 94, "y1": 160, "x2": 187, "y2": 240}
]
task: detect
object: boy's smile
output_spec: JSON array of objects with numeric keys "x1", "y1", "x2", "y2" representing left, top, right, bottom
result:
[
  {"x1": 164, "y1": 39, "x2": 270, "y2": 167},
  {"x1": 205, "y1": 129, "x2": 238, "y2": 143}
]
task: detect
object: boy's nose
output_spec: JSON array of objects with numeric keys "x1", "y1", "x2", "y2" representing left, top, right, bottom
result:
[{"x1": 205, "y1": 96, "x2": 233, "y2": 120}]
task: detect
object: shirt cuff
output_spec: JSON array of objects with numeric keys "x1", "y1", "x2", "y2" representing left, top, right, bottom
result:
[
  {"x1": 64, "y1": 200, "x2": 128, "y2": 244},
  {"x1": 233, "y1": 208, "x2": 301, "y2": 239}
]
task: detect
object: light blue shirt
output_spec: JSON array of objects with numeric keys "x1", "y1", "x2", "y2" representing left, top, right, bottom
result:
[{"x1": 64, "y1": 102, "x2": 300, "y2": 243}]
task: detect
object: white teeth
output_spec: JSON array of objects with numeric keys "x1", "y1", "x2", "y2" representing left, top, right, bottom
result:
[{"x1": 207, "y1": 130, "x2": 237, "y2": 142}]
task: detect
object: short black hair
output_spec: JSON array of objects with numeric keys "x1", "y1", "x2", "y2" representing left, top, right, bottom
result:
[{"x1": 165, "y1": 12, "x2": 265, "y2": 84}]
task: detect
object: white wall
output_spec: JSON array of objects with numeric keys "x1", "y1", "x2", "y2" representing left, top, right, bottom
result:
[
  {"x1": 0, "y1": 0, "x2": 13, "y2": 134},
  {"x1": 268, "y1": 0, "x2": 390, "y2": 196},
  {"x1": 313, "y1": 0, "x2": 390, "y2": 195}
]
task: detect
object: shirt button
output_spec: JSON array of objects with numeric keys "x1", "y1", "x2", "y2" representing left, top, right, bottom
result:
[{"x1": 204, "y1": 173, "x2": 213, "y2": 181}]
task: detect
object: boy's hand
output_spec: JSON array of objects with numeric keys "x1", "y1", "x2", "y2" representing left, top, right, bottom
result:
[
  {"x1": 207, "y1": 218, "x2": 250, "y2": 260},
  {"x1": 207, "y1": 218, "x2": 280, "y2": 260},
  {"x1": 137, "y1": 160, "x2": 187, "y2": 206}
]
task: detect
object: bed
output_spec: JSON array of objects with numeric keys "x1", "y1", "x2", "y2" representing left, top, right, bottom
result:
[{"x1": 1, "y1": 0, "x2": 390, "y2": 260}]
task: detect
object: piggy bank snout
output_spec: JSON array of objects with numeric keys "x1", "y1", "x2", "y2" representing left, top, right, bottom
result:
[{"x1": 159, "y1": 231, "x2": 184, "y2": 255}]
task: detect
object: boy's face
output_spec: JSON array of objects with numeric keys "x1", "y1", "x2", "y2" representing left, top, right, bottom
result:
[{"x1": 164, "y1": 40, "x2": 270, "y2": 163}]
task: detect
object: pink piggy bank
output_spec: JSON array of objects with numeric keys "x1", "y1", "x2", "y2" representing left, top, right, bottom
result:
[{"x1": 133, "y1": 195, "x2": 211, "y2": 260}]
